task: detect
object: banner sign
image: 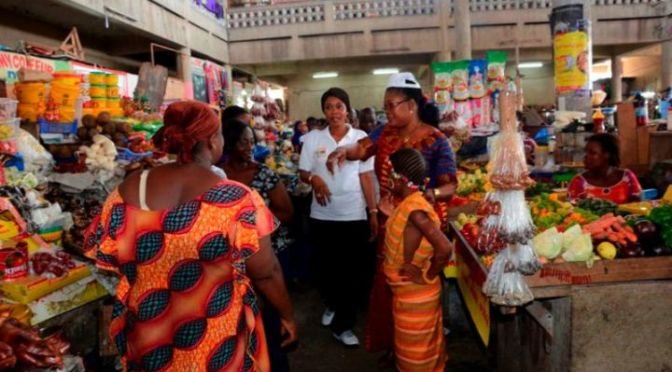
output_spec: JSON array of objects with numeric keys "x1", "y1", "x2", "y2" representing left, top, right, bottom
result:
[
  {"x1": 553, "y1": 31, "x2": 590, "y2": 94},
  {"x1": 455, "y1": 239, "x2": 490, "y2": 346}
]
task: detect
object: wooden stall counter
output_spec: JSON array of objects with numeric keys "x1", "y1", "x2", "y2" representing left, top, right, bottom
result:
[{"x1": 449, "y1": 223, "x2": 672, "y2": 372}]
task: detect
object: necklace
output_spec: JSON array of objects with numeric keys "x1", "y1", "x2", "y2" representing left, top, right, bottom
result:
[{"x1": 400, "y1": 122, "x2": 420, "y2": 144}]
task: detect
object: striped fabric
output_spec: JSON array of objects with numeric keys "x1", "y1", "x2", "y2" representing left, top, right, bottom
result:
[{"x1": 383, "y1": 192, "x2": 447, "y2": 372}]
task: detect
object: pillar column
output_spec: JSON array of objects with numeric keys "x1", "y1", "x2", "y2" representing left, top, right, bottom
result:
[
  {"x1": 177, "y1": 47, "x2": 193, "y2": 100},
  {"x1": 611, "y1": 55, "x2": 623, "y2": 104},
  {"x1": 662, "y1": 40, "x2": 672, "y2": 89},
  {"x1": 454, "y1": 0, "x2": 471, "y2": 60}
]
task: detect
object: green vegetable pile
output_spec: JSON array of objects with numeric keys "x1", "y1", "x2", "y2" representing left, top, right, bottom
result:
[
  {"x1": 525, "y1": 182, "x2": 554, "y2": 198},
  {"x1": 577, "y1": 198, "x2": 618, "y2": 216},
  {"x1": 648, "y1": 205, "x2": 672, "y2": 248}
]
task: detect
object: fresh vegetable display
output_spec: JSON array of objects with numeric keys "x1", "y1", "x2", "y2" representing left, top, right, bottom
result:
[
  {"x1": 577, "y1": 198, "x2": 618, "y2": 217},
  {"x1": 456, "y1": 169, "x2": 487, "y2": 197},
  {"x1": 648, "y1": 205, "x2": 672, "y2": 249}
]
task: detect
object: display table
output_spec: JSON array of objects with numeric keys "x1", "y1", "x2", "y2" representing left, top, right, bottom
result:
[{"x1": 449, "y1": 222, "x2": 672, "y2": 372}]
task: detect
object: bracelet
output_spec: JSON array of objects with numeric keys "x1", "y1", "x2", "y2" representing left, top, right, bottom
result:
[
  {"x1": 433, "y1": 188, "x2": 441, "y2": 198},
  {"x1": 369, "y1": 209, "x2": 378, "y2": 214},
  {"x1": 307, "y1": 174, "x2": 314, "y2": 184}
]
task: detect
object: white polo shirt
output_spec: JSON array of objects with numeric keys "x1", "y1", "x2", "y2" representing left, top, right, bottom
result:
[{"x1": 299, "y1": 125, "x2": 374, "y2": 221}]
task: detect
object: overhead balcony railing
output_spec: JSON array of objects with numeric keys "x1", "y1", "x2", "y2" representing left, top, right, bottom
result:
[
  {"x1": 226, "y1": 0, "x2": 661, "y2": 29},
  {"x1": 227, "y1": 3, "x2": 325, "y2": 28},
  {"x1": 333, "y1": 0, "x2": 437, "y2": 20}
]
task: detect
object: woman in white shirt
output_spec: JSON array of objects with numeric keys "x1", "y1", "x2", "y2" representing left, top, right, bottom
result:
[{"x1": 299, "y1": 88, "x2": 377, "y2": 347}]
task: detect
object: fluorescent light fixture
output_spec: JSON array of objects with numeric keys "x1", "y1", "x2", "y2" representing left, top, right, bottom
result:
[
  {"x1": 312, "y1": 72, "x2": 338, "y2": 79},
  {"x1": 518, "y1": 62, "x2": 544, "y2": 69},
  {"x1": 642, "y1": 91, "x2": 656, "y2": 99},
  {"x1": 373, "y1": 68, "x2": 400, "y2": 75}
]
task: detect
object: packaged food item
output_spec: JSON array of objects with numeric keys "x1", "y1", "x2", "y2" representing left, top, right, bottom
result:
[
  {"x1": 0, "y1": 243, "x2": 29, "y2": 281},
  {"x1": 469, "y1": 59, "x2": 488, "y2": 99},
  {"x1": 471, "y1": 95, "x2": 491, "y2": 128},
  {"x1": 431, "y1": 61, "x2": 453, "y2": 114},
  {"x1": 450, "y1": 60, "x2": 470, "y2": 101},
  {"x1": 486, "y1": 51, "x2": 508, "y2": 92}
]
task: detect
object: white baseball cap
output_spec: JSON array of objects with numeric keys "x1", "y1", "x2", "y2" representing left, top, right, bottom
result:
[{"x1": 386, "y1": 72, "x2": 421, "y2": 90}]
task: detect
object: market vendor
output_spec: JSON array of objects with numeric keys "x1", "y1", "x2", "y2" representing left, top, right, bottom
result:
[{"x1": 568, "y1": 133, "x2": 642, "y2": 204}]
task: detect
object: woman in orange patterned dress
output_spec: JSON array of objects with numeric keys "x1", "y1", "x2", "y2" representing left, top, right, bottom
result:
[
  {"x1": 84, "y1": 101, "x2": 297, "y2": 371},
  {"x1": 384, "y1": 149, "x2": 452, "y2": 371},
  {"x1": 327, "y1": 73, "x2": 457, "y2": 353}
]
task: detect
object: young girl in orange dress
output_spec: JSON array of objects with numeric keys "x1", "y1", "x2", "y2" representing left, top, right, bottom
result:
[{"x1": 383, "y1": 148, "x2": 453, "y2": 372}]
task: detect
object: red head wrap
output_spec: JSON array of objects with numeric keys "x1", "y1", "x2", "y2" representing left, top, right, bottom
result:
[{"x1": 154, "y1": 101, "x2": 220, "y2": 163}]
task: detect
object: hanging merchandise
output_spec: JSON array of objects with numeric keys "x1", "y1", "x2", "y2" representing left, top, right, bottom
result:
[
  {"x1": 450, "y1": 61, "x2": 472, "y2": 128},
  {"x1": 250, "y1": 84, "x2": 267, "y2": 125},
  {"x1": 431, "y1": 61, "x2": 453, "y2": 115},
  {"x1": 486, "y1": 51, "x2": 508, "y2": 93},
  {"x1": 469, "y1": 59, "x2": 491, "y2": 129},
  {"x1": 479, "y1": 90, "x2": 541, "y2": 307}
]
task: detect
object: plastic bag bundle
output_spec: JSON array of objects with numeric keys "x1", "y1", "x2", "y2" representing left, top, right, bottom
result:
[
  {"x1": 482, "y1": 246, "x2": 534, "y2": 306},
  {"x1": 480, "y1": 190, "x2": 536, "y2": 244},
  {"x1": 487, "y1": 91, "x2": 534, "y2": 190},
  {"x1": 512, "y1": 243, "x2": 542, "y2": 275}
]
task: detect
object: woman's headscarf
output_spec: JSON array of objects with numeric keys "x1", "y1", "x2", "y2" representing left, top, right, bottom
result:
[{"x1": 154, "y1": 101, "x2": 220, "y2": 163}]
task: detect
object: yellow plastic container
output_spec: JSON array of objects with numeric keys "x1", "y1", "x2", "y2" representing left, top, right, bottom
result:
[
  {"x1": 106, "y1": 85, "x2": 119, "y2": 98},
  {"x1": 15, "y1": 82, "x2": 46, "y2": 104},
  {"x1": 17, "y1": 103, "x2": 41, "y2": 122},
  {"x1": 105, "y1": 73, "x2": 118, "y2": 85},
  {"x1": 89, "y1": 72, "x2": 106, "y2": 85},
  {"x1": 52, "y1": 73, "x2": 81, "y2": 86},
  {"x1": 50, "y1": 83, "x2": 80, "y2": 108},
  {"x1": 106, "y1": 97, "x2": 120, "y2": 109},
  {"x1": 59, "y1": 108, "x2": 76, "y2": 123},
  {"x1": 108, "y1": 108, "x2": 124, "y2": 117},
  {"x1": 90, "y1": 84, "x2": 106, "y2": 97},
  {"x1": 91, "y1": 97, "x2": 107, "y2": 109}
]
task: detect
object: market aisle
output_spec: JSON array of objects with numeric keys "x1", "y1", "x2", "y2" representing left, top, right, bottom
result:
[{"x1": 286, "y1": 282, "x2": 490, "y2": 372}]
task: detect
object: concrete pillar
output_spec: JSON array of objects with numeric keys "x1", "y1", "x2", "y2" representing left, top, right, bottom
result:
[
  {"x1": 662, "y1": 40, "x2": 672, "y2": 89},
  {"x1": 177, "y1": 47, "x2": 193, "y2": 100},
  {"x1": 611, "y1": 55, "x2": 623, "y2": 103},
  {"x1": 454, "y1": 0, "x2": 471, "y2": 60}
]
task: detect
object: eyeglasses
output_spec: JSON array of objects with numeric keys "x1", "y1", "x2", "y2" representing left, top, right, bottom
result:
[{"x1": 383, "y1": 99, "x2": 410, "y2": 111}]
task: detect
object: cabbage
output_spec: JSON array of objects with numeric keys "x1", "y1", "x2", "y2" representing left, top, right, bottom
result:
[
  {"x1": 561, "y1": 224, "x2": 583, "y2": 253},
  {"x1": 561, "y1": 233, "x2": 594, "y2": 263},
  {"x1": 532, "y1": 227, "x2": 562, "y2": 259}
]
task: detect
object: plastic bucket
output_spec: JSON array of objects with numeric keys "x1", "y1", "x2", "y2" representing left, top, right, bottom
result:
[
  {"x1": 52, "y1": 73, "x2": 81, "y2": 86},
  {"x1": 106, "y1": 85, "x2": 119, "y2": 98},
  {"x1": 59, "y1": 108, "x2": 76, "y2": 123},
  {"x1": 105, "y1": 74, "x2": 118, "y2": 85},
  {"x1": 91, "y1": 97, "x2": 107, "y2": 109},
  {"x1": 17, "y1": 103, "x2": 41, "y2": 122},
  {"x1": 50, "y1": 84, "x2": 80, "y2": 108},
  {"x1": 15, "y1": 83, "x2": 46, "y2": 104},
  {"x1": 107, "y1": 97, "x2": 120, "y2": 109},
  {"x1": 89, "y1": 72, "x2": 106, "y2": 85},
  {"x1": 90, "y1": 84, "x2": 106, "y2": 97}
]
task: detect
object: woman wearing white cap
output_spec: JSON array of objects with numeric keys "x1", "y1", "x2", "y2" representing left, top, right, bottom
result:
[{"x1": 327, "y1": 72, "x2": 457, "y2": 356}]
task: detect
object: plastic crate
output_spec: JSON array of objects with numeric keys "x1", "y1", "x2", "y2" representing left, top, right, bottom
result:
[
  {"x1": 38, "y1": 118, "x2": 78, "y2": 135},
  {"x1": 641, "y1": 188, "x2": 658, "y2": 201},
  {"x1": 0, "y1": 98, "x2": 18, "y2": 120},
  {"x1": 116, "y1": 147, "x2": 153, "y2": 163}
]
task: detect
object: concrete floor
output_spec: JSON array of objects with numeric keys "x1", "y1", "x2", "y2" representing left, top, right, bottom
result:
[{"x1": 286, "y1": 280, "x2": 491, "y2": 372}]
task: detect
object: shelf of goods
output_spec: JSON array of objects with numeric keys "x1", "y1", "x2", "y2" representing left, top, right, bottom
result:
[{"x1": 450, "y1": 219, "x2": 672, "y2": 372}]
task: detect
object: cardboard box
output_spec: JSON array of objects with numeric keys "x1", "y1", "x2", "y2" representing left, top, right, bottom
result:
[{"x1": 0, "y1": 264, "x2": 91, "y2": 304}]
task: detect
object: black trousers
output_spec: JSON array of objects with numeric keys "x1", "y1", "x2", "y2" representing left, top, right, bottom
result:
[{"x1": 311, "y1": 218, "x2": 371, "y2": 335}]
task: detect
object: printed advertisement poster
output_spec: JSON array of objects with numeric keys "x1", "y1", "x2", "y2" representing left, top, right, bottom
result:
[{"x1": 554, "y1": 31, "x2": 589, "y2": 94}]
